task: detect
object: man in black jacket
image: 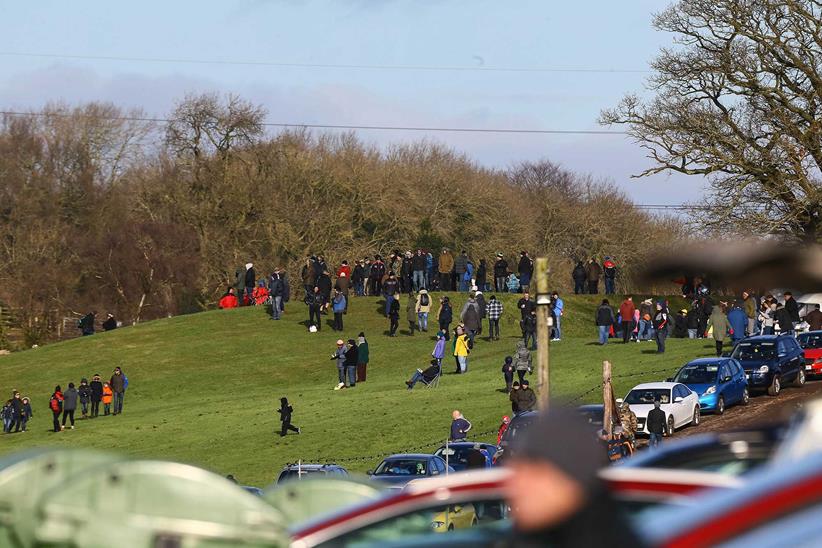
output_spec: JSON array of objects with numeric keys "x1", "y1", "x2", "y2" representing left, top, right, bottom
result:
[
  {"x1": 572, "y1": 261, "x2": 586, "y2": 294},
  {"x1": 344, "y1": 339, "x2": 359, "y2": 388},
  {"x1": 518, "y1": 251, "x2": 534, "y2": 293},
  {"x1": 405, "y1": 359, "x2": 441, "y2": 390},
  {"x1": 89, "y1": 374, "x2": 103, "y2": 418},
  {"x1": 784, "y1": 292, "x2": 800, "y2": 331},
  {"x1": 411, "y1": 249, "x2": 427, "y2": 291},
  {"x1": 493, "y1": 254, "x2": 509, "y2": 292},
  {"x1": 244, "y1": 263, "x2": 256, "y2": 305},
  {"x1": 647, "y1": 400, "x2": 666, "y2": 448},
  {"x1": 596, "y1": 300, "x2": 615, "y2": 345},
  {"x1": 305, "y1": 287, "x2": 323, "y2": 330},
  {"x1": 269, "y1": 268, "x2": 285, "y2": 320}
]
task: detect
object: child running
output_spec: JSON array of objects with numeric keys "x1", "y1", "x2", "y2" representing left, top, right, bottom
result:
[{"x1": 278, "y1": 397, "x2": 301, "y2": 437}]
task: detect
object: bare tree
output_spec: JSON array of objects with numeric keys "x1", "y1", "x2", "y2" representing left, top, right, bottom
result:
[{"x1": 601, "y1": 0, "x2": 822, "y2": 242}]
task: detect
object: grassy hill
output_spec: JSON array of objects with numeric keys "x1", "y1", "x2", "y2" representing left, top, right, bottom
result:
[{"x1": 0, "y1": 292, "x2": 713, "y2": 487}]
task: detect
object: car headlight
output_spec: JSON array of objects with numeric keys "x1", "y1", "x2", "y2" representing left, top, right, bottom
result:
[
  {"x1": 704, "y1": 385, "x2": 716, "y2": 395},
  {"x1": 432, "y1": 521, "x2": 445, "y2": 529},
  {"x1": 758, "y1": 365, "x2": 770, "y2": 374}
]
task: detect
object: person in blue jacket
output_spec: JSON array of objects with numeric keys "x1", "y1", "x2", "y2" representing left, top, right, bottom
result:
[{"x1": 727, "y1": 301, "x2": 748, "y2": 346}]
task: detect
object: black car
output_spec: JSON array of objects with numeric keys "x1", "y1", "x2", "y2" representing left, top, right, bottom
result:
[
  {"x1": 730, "y1": 335, "x2": 805, "y2": 396},
  {"x1": 276, "y1": 463, "x2": 349, "y2": 484},
  {"x1": 492, "y1": 411, "x2": 538, "y2": 465}
]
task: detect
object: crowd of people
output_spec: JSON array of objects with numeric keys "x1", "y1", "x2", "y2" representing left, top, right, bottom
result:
[{"x1": 44, "y1": 367, "x2": 128, "y2": 433}]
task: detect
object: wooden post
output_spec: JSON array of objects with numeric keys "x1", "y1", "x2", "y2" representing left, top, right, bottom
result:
[
  {"x1": 603, "y1": 360, "x2": 613, "y2": 439},
  {"x1": 535, "y1": 258, "x2": 551, "y2": 409}
]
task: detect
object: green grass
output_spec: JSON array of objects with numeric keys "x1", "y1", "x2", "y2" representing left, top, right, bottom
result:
[{"x1": 0, "y1": 293, "x2": 715, "y2": 486}]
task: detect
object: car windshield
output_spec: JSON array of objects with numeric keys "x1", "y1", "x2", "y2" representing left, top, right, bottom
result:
[
  {"x1": 577, "y1": 408, "x2": 604, "y2": 427},
  {"x1": 732, "y1": 342, "x2": 776, "y2": 360},
  {"x1": 673, "y1": 364, "x2": 719, "y2": 384},
  {"x1": 278, "y1": 468, "x2": 327, "y2": 482},
  {"x1": 625, "y1": 389, "x2": 670, "y2": 404},
  {"x1": 374, "y1": 459, "x2": 428, "y2": 476},
  {"x1": 500, "y1": 415, "x2": 537, "y2": 445},
  {"x1": 798, "y1": 333, "x2": 822, "y2": 349},
  {"x1": 434, "y1": 446, "x2": 488, "y2": 471}
]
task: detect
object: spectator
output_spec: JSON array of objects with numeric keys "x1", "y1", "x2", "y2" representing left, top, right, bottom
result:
[
  {"x1": 475, "y1": 290, "x2": 487, "y2": 336},
  {"x1": 637, "y1": 299, "x2": 654, "y2": 341},
  {"x1": 62, "y1": 382, "x2": 78, "y2": 429},
  {"x1": 603, "y1": 256, "x2": 617, "y2": 295},
  {"x1": 572, "y1": 260, "x2": 587, "y2": 294},
  {"x1": 332, "y1": 340, "x2": 347, "y2": 390},
  {"x1": 432, "y1": 331, "x2": 446, "y2": 367},
  {"x1": 78, "y1": 378, "x2": 91, "y2": 419},
  {"x1": 673, "y1": 309, "x2": 689, "y2": 338},
  {"x1": 742, "y1": 291, "x2": 757, "y2": 335},
  {"x1": 438, "y1": 296, "x2": 453, "y2": 341},
  {"x1": 517, "y1": 292, "x2": 536, "y2": 337},
  {"x1": 647, "y1": 400, "x2": 666, "y2": 448},
  {"x1": 243, "y1": 263, "x2": 256, "y2": 304},
  {"x1": 370, "y1": 255, "x2": 385, "y2": 296},
  {"x1": 686, "y1": 303, "x2": 700, "y2": 339},
  {"x1": 494, "y1": 253, "x2": 509, "y2": 292},
  {"x1": 416, "y1": 289, "x2": 432, "y2": 332},
  {"x1": 20, "y1": 396, "x2": 32, "y2": 432},
  {"x1": 49, "y1": 386, "x2": 64, "y2": 432},
  {"x1": 10, "y1": 392, "x2": 23, "y2": 433},
  {"x1": 102, "y1": 313, "x2": 117, "y2": 331},
  {"x1": 406, "y1": 359, "x2": 441, "y2": 390},
  {"x1": 487, "y1": 295, "x2": 504, "y2": 341},
  {"x1": 509, "y1": 381, "x2": 521, "y2": 414},
  {"x1": 759, "y1": 301, "x2": 776, "y2": 335},
  {"x1": 412, "y1": 249, "x2": 427, "y2": 291},
  {"x1": 2, "y1": 399, "x2": 12, "y2": 433},
  {"x1": 804, "y1": 304, "x2": 822, "y2": 332},
  {"x1": 506, "y1": 272, "x2": 521, "y2": 293},
  {"x1": 383, "y1": 272, "x2": 399, "y2": 317},
  {"x1": 618, "y1": 297, "x2": 636, "y2": 344},
  {"x1": 585, "y1": 258, "x2": 602, "y2": 294},
  {"x1": 401, "y1": 251, "x2": 414, "y2": 293},
  {"x1": 362, "y1": 258, "x2": 372, "y2": 296},
  {"x1": 268, "y1": 268, "x2": 286, "y2": 320},
  {"x1": 523, "y1": 310, "x2": 537, "y2": 351},
  {"x1": 78, "y1": 311, "x2": 96, "y2": 336},
  {"x1": 90, "y1": 374, "x2": 103, "y2": 418},
  {"x1": 110, "y1": 367, "x2": 126, "y2": 415},
  {"x1": 406, "y1": 292, "x2": 418, "y2": 335},
  {"x1": 388, "y1": 294, "x2": 400, "y2": 337},
  {"x1": 356, "y1": 332, "x2": 369, "y2": 383},
  {"x1": 305, "y1": 287, "x2": 322, "y2": 331},
  {"x1": 316, "y1": 270, "x2": 333, "y2": 314},
  {"x1": 653, "y1": 302, "x2": 669, "y2": 354},
  {"x1": 775, "y1": 303, "x2": 793, "y2": 335},
  {"x1": 502, "y1": 356, "x2": 515, "y2": 393},
  {"x1": 514, "y1": 341, "x2": 532, "y2": 383},
  {"x1": 218, "y1": 288, "x2": 239, "y2": 309},
  {"x1": 518, "y1": 251, "x2": 534, "y2": 293},
  {"x1": 344, "y1": 339, "x2": 358, "y2": 388},
  {"x1": 727, "y1": 302, "x2": 747, "y2": 345},
  {"x1": 301, "y1": 258, "x2": 316, "y2": 297},
  {"x1": 708, "y1": 304, "x2": 731, "y2": 356},
  {"x1": 234, "y1": 264, "x2": 247, "y2": 304},
  {"x1": 460, "y1": 293, "x2": 482, "y2": 344},
  {"x1": 462, "y1": 258, "x2": 475, "y2": 293},
  {"x1": 476, "y1": 259, "x2": 488, "y2": 292},
  {"x1": 331, "y1": 289, "x2": 346, "y2": 331},
  {"x1": 252, "y1": 281, "x2": 269, "y2": 306},
  {"x1": 438, "y1": 248, "x2": 454, "y2": 291},
  {"x1": 450, "y1": 410, "x2": 472, "y2": 441},
  {"x1": 497, "y1": 416, "x2": 511, "y2": 445},
  {"x1": 518, "y1": 380, "x2": 537, "y2": 413},
  {"x1": 102, "y1": 382, "x2": 113, "y2": 415},
  {"x1": 784, "y1": 291, "x2": 800, "y2": 326},
  {"x1": 352, "y1": 260, "x2": 366, "y2": 297},
  {"x1": 596, "y1": 300, "x2": 615, "y2": 345},
  {"x1": 454, "y1": 326, "x2": 471, "y2": 374},
  {"x1": 426, "y1": 252, "x2": 435, "y2": 290},
  {"x1": 551, "y1": 291, "x2": 564, "y2": 341},
  {"x1": 278, "y1": 397, "x2": 300, "y2": 437},
  {"x1": 334, "y1": 264, "x2": 351, "y2": 312},
  {"x1": 455, "y1": 251, "x2": 469, "y2": 292}
]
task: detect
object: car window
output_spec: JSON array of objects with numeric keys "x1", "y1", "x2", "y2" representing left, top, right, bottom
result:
[
  {"x1": 732, "y1": 342, "x2": 776, "y2": 360},
  {"x1": 375, "y1": 459, "x2": 428, "y2": 476},
  {"x1": 674, "y1": 364, "x2": 718, "y2": 384},
  {"x1": 798, "y1": 333, "x2": 822, "y2": 349},
  {"x1": 778, "y1": 341, "x2": 788, "y2": 355},
  {"x1": 719, "y1": 364, "x2": 731, "y2": 380},
  {"x1": 625, "y1": 389, "x2": 670, "y2": 404},
  {"x1": 315, "y1": 499, "x2": 509, "y2": 547}
]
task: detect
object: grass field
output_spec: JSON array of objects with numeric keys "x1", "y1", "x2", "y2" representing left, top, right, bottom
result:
[{"x1": 0, "y1": 292, "x2": 717, "y2": 487}]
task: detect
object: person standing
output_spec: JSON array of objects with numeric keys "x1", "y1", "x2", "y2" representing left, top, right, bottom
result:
[
  {"x1": 502, "y1": 357, "x2": 515, "y2": 393},
  {"x1": 301, "y1": 258, "x2": 316, "y2": 298},
  {"x1": 10, "y1": 392, "x2": 23, "y2": 433},
  {"x1": 454, "y1": 251, "x2": 469, "y2": 292},
  {"x1": 62, "y1": 382, "x2": 78, "y2": 429},
  {"x1": 344, "y1": 339, "x2": 358, "y2": 388},
  {"x1": 517, "y1": 251, "x2": 534, "y2": 293},
  {"x1": 406, "y1": 292, "x2": 418, "y2": 334},
  {"x1": 727, "y1": 302, "x2": 748, "y2": 346},
  {"x1": 370, "y1": 255, "x2": 385, "y2": 296},
  {"x1": 243, "y1": 263, "x2": 256, "y2": 304},
  {"x1": 653, "y1": 302, "x2": 669, "y2": 354},
  {"x1": 278, "y1": 397, "x2": 300, "y2": 437},
  {"x1": 476, "y1": 259, "x2": 488, "y2": 292},
  {"x1": 517, "y1": 292, "x2": 536, "y2": 338},
  {"x1": 687, "y1": 303, "x2": 700, "y2": 339},
  {"x1": 335, "y1": 261, "x2": 352, "y2": 309},
  {"x1": 432, "y1": 331, "x2": 446, "y2": 367},
  {"x1": 356, "y1": 332, "x2": 369, "y2": 383},
  {"x1": 352, "y1": 260, "x2": 365, "y2": 297},
  {"x1": 411, "y1": 249, "x2": 427, "y2": 291},
  {"x1": 332, "y1": 289, "x2": 346, "y2": 331},
  {"x1": 523, "y1": 310, "x2": 538, "y2": 351},
  {"x1": 102, "y1": 383, "x2": 113, "y2": 415},
  {"x1": 585, "y1": 258, "x2": 602, "y2": 294},
  {"x1": 475, "y1": 290, "x2": 487, "y2": 336},
  {"x1": 49, "y1": 386, "x2": 64, "y2": 432},
  {"x1": 596, "y1": 300, "x2": 615, "y2": 345},
  {"x1": 454, "y1": 327, "x2": 471, "y2": 374},
  {"x1": 572, "y1": 260, "x2": 587, "y2": 294},
  {"x1": 316, "y1": 270, "x2": 333, "y2": 315},
  {"x1": 519, "y1": 380, "x2": 537, "y2": 413},
  {"x1": 332, "y1": 340, "x2": 347, "y2": 390},
  {"x1": 416, "y1": 289, "x2": 432, "y2": 332},
  {"x1": 388, "y1": 295, "x2": 400, "y2": 337},
  {"x1": 784, "y1": 292, "x2": 800, "y2": 334},
  {"x1": 78, "y1": 378, "x2": 91, "y2": 419},
  {"x1": 708, "y1": 304, "x2": 732, "y2": 356},
  {"x1": 460, "y1": 294, "x2": 481, "y2": 344},
  {"x1": 759, "y1": 301, "x2": 776, "y2": 335},
  {"x1": 269, "y1": 268, "x2": 286, "y2": 320},
  {"x1": 383, "y1": 272, "x2": 399, "y2": 317},
  {"x1": 110, "y1": 367, "x2": 126, "y2": 415},
  {"x1": 619, "y1": 297, "x2": 636, "y2": 344},
  {"x1": 602, "y1": 256, "x2": 617, "y2": 295},
  {"x1": 90, "y1": 374, "x2": 103, "y2": 418},
  {"x1": 647, "y1": 401, "x2": 666, "y2": 448},
  {"x1": 514, "y1": 341, "x2": 532, "y2": 383},
  {"x1": 493, "y1": 254, "x2": 509, "y2": 292},
  {"x1": 804, "y1": 304, "x2": 822, "y2": 332},
  {"x1": 497, "y1": 416, "x2": 511, "y2": 444},
  {"x1": 487, "y1": 295, "x2": 503, "y2": 341},
  {"x1": 450, "y1": 410, "x2": 472, "y2": 441},
  {"x1": 742, "y1": 291, "x2": 757, "y2": 335},
  {"x1": 78, "y1": 312, "x2": 96, "y2": 336},
  {"x1": 438, "y1": 296, "x2": 453, "y2": 341},
  {"x1": 305, "y1": 287, "x2": 323, "y2": 331},
  {"x1": 20, "y1": 397, "x2": 32, "y2": 432},
  {"x1": 438, "y1": 248, "x2": 454, "y2": 291},
  {"x1": 551, "y1": 291, "x2": 564, "y2": 341}
]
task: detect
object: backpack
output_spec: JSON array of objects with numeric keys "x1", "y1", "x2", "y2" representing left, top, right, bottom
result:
[
  {"x1": 420, "y1": 293, "x2": 430, "y2": 307},
  {"x1": 467, "y1": 337, "x2": 474, "y2": 350},
  {"x1": 49, "y1": 396, "x2": 61, "y2": 413}
]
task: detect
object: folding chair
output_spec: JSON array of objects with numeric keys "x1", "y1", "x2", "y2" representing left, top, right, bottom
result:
[{"x1": 421, "y1": 366, "x2": 441, "y2": 389}]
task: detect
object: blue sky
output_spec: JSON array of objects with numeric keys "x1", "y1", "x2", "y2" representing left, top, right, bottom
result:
[{"x1": 0, "y1": 0, "x2": 705, "y2": 204}]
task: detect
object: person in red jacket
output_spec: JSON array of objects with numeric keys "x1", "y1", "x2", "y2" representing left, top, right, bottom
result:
[
  {"x1": 252, "y1": 282, "x2": 269, "y2": 306},
  {"x1": 618, "y1": 296, "x2": 636, "y2": 344},
  {"x1": 218, "y1": 288, "x2": 239, "y2": 309},
  {"x1": 497, "y1": 415, "x2": 511, "y2": 445}
]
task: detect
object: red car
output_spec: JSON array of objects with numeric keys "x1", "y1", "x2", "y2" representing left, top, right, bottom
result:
[{"x1": 798, "y1": 331, "x2": 822, "y2": 376}]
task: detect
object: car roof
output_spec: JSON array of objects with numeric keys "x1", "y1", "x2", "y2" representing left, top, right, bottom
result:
[
  {"x1": 630, "y1": 382, "x2": 678, "y2": 390},
  {"x1": 283, "y1": 464, "x2": 344, "y2": 471},
  {"x1": 578, "y1": 404, "x2": 604, "y2": 411},
  {"x1": 436, "y1": 442, "x2": 495, "y2": 449},
  {"x1": 382, "y1": 454, "x2": 436, "y2": 460},
  {"x1": 683, "y1": 358, "x2": 733, "y2": 366},
  {"x1": 738, "y1": 335, "x2": 784, "y2": 342}
]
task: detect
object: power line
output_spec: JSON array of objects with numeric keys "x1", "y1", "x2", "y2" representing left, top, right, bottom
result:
[
  {"x1": 0, "y1": 51, "x2": 650, "y2": 75},
  {"x1": 0, "y1": 110, "x2": 628, "y2": 136}
]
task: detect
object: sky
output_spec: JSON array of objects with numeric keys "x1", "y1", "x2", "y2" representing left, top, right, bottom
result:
[{"x1": 0, "y1": 0, "x2": 707, "y2": 205}]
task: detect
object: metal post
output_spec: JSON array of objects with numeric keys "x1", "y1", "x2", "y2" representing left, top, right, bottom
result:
[
  {"x1": 445, "y1": 439, "x2": 449, "y2": 475},
  {"x1": 535, "y1": 258, "x2": 552, "y2": 409}
]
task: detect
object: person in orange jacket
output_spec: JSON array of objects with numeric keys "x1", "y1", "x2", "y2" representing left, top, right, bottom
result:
[
  {"x1": 102, "y1": 383, "x2": 113, "y2": 416},
  {"x1": 252, "y1": 282, "x2": 269, "y2": 306},
  {"x1": 218, "y1": 287, "x2": 239, "y2": 309}
]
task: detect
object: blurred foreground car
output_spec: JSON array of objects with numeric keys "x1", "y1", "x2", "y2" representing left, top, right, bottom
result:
[
  {"x1": 277, "y1": 463, "x2": 349, "y2": 484},
  {"x1": 670, "y1": 358, "x2": 749, "y2": 414}
]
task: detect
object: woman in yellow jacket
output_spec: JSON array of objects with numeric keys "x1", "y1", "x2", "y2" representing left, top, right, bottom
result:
[
  {"x1": 453, "y1": 325, "x2": 471, "y2": 374},
  {"x1": 102, "y1": 383, "x2": 113, "y2": 416}
]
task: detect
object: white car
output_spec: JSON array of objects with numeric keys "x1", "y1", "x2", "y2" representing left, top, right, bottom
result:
[{"x1": 622, "y1": 382, "x2": 700, "y2": 436}]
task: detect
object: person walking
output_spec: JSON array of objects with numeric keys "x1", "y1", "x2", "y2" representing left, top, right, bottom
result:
[
  {"x1": 517, "y1": 251, "x2": 534, "y2": 293},
  {"x1": 647, "y1": 400, "x2": 666, "y2": 448},
  {"x1": 460, "y1": 294, "x2": 482, "y2": 344},
  {"x1": 502, "y1": 356, "x2": 515, "y2": 393},
  {"x1": 727, "y1": 302, "x2": 748, "y2": 346},
  {"x1": 102, "y1": 383, "x2": 113, "y2": 415},
  {"x1": 497, "y1": 416, "x2": 511, "y2": 445},
  {"x1": 619, "y1": 297, "x2": 636, "y2": 344},
  {"x1": 406, "y1": 292, "x2": 418, "y2": 335},
  {"x1": 596, "y1": 300, "x2": 615, "y2": 345},
  {"x1": 19, "y1": 397, "x2": 32, "y2": 432},
  {"x1": 356, "y1": 332, "x2": 369, "y2": 383},
  {"x1": 487, "y1": 295, "x2": 503, "y2": 341},
  {"x1": 90, "y1": 374, "x2": 103, "y2": 418},
  {"x1": 9, "y1": 392, "x2": 23, "y2": 433},
  {"x1": 450, "y1": 410, "x2": 472, "y2": 441},
  {"x1": 305, "y1": 287, "x2": 323, "y2": 331},
  {"x1": 523, "y1": 310, "x2": 537, "y2": 350},
  {"x1": 653, "y1": 302, "x2": 669, "y2": 354},
  {"x1": 61, "y1": 382, "x2": 78, "y2": 429},
  {"x1": 432, "y1": 331, "x2": 446, "y2": 368},
  {"x1": 438, "y1": 248, "x2": 454, "y2": 291},
  {"x1": 551, "y1": 291, "x2": 564, "y2": 341},
  {"x1": 416, "y1": 289, "x2": 432, "y2": 332},
  {"x1": 518, "y1": 380, "x2": 537, "y2": 413},
  {"x1": 110, "y1": 367, "x2": 126, "y2": 415},
  {"x1": 514, "y1": 341, "x2": 532, "y2": 383},
  {"x1": 603, "y1": 256, "x2": 617, "y2": 295},
  {"x1": 493, "y1": 253, "x2": 509, "y2": 292},
  {"x1": 331, "y1": 289, "x2": 346, "y2": 331},
  {"x1": 78, "y1": 378, "x2": 91, "y2": 419},
  {"x1": 332, "y1": 340, "x2": 347, "y2": 390},
  {"x1": 438, "y1": 296, "x2": 452, "y2": 341},
  {"x1": 708, "y1": 304, "x2": 732, "y2": 356},
  {"x1": 269, "y1": 268, "x2": 286, "y2": 320},
  {"x1": 49, "y1": 386, "x2": 64, "y2": 432},
  {"x1": 388, "y1": 294, "x2": 400, "y2": 336},
  {"x1": 278, "y1": 397, "x2": 300, "y2": 437},
  {"x1": 585, "y1": 258, "x2": 602, "y2": 294},
  {"x1": 454, "y1": 326, "x2": 471, "y2": 374},
  {"x1": 572, "y1": 260, "x2": 587, "y2": 294},
  {"x1": 344, "y1": 339, "x2": 358, "y2": 388}
]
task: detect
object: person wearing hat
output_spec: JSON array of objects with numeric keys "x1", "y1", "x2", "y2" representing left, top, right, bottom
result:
[
  {"x1": 493, "y1": 253, "x2": 509, "y2": 293},
  {"x1": 519, "y1": 380, "x2": 537, "y2": 413},
  {"x1": 673, "y1": 308, "x2": 689, "y2": 338},
  {"x1": 503, "y1": 409, "x2": 646, "y2": 547},
  {"x1": 501, "y1": 356, "x2": 515, "y2": 393},
  {"x1": 517, "y1": 251, "x2": 534, "y2": 293},
  {"x1": 343, "y1": 339, "x2": 358, "y2": 388},
  {"x1": 331, "y1": 340, "x2": 347, "y2": 390},
  {"x1": 89, "y1": 374, "x2": 103, "y2": 418},
  {"x1": 356, "y1": 332, "x2": 369, "y2": 383},
  {"x1": 102, "y1": 313, "x2": 117, "y2": 331},
  {"x1": 509, "y1": 381, "x2": 521, "y2": 413},
  {"x1": 405, "y1": 359, "x2": 441, "y2": 390},
  {"x1": 437, "y1": 296, "x2": 453, "y2": 341},
  {"x1": 497, "y1": 415, "x2": 511, "y2": 445},
  {"x1": 432, "y1": 331, "x2": 446, "y2": 368},
  {"x1": 277, "y1": 397, "x2": 301, "y2": 437}
]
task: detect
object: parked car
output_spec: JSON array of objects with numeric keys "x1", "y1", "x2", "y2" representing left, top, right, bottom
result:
[
  {"x1": 368, "y1": 454, "x2": 453, "y2": 489},
  {"x1": 670, "y1": 358, "x2": 749, "y2": 414},
  {"x1": 798, "y1": 330, "x2": 822, "y2": 377},
  {"x1": 276, "y1": 464, "x2": 349, "y2": 484},
  {"x1": 730, "y1": 334, "x2": 805, "y2": 396},
  {"x1": 431, "y1": 503, "x2": 478, "y2": 532},
  {"x1": 622, "y1": 382, "x2": 700, "y2": 436},
  {"x1": 576, "y1": 404, "x2": 605, "y2": 432},
  {"x1": 433, "y1": 442, "x2": 496, "y2": 471}
]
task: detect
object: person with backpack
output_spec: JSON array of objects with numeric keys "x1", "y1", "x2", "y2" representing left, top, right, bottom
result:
[
  {"x1": 110, "y1": 367, "x2": 126, "y2": 415},
  {"x1": 278, "y1": 397, "x2": 300, "y2": 437},
  {"x1": 603, "y1": 257, "x2": 617, "y2": 295},
  {"x1": 486, "y1": 295, "x2": 504, "y2": 341},
  {"x1": 437, "y1": 297, "x2": 453, "y2": 341},
  {"x1": 102, "y1": 383, "x2": 113, "y2": 415},
  {"x1": 454, "y1": 326, "x2": 471, "y2": 374},
  {"x1": 90, "y1": 374, "x2": 103, "y2": 418},
  {"x1": 514, "y1": 341, "x2": 532, "y2": 383},
  {"x1": 356, "y1": 332, "x2": 370, "y2": 383},
  {"x1": 78, "y1": 378, "x2": 91, "y2": 419},
  {"x1": 502, "y1": 356, "x2": 515, "y2": 393},
  {"x1": 62, "y1": 382, "x2": 78, "y2": 429},
  {"x1": 49, "y1": 386, "x2": 64, "y2": 432},
  {"x1": 416, "y1": 289, "x2": 432, "y2": 332},
  {"x1": 78, "y1": 312, "x2": 96, "y2": 336}
]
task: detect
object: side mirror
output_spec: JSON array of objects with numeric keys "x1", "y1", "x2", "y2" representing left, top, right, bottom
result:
[
  {"x1": 367, "y1": 470, "x2": 374, "y2": 475},
  {"x1": 665, "y1": 377, "x2": 673, "y2": 382},
  {"x1": 723, "y1": 376, "x2": 732, "y2": 383},
  {"x1": 674, "y1": 397, "x2": 684, "y2": 403}
]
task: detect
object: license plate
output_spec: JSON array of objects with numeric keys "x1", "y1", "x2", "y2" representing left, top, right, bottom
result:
[
  {"x1": 746, "y1": 374, "x2": 751, "y2": 379},
  {"x1": 807, "y1": 366, "x2": 814, "y2": 371}
]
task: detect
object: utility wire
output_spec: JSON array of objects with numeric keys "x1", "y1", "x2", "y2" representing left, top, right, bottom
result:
[
  {"x1": 0, "y1": 110, "x2": 628, "y2": 136},
  {"x1": 0, "y1": 51, "x2": 650, "y2": 75}
]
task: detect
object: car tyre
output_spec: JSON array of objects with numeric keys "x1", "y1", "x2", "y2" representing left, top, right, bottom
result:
[
  {"x1": 768, "y1": 375, "x2": 781, "y2": 397},
  {"x1": 665, "y1": 415, "x2": 675, "y2": 437},
  {"x1": 795, "y1": 369, "x2": 806, "y2": 387},
  {"x1": 716, "y1": 396, "x2": 725, "y2": 415},
  {"x1": 742, "y1": 388, "x2": 750, "y2": 405},
  {"x1": 692, "y1": 406, "x2": 700, "y2": 426}
]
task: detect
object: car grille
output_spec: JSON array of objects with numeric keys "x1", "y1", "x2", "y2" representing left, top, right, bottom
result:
[{"x1": 636, "y1": 418, "x2": 646, "y2": 430}]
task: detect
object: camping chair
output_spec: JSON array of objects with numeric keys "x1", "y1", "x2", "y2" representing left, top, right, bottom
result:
[{"x1": 421, "y1": 366, "x2": 441, "y2": 389}]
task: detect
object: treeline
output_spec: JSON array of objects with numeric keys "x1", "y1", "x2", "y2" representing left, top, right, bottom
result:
[{"x1": 0, "y1": 95, "x2": 684, "y2": 345}]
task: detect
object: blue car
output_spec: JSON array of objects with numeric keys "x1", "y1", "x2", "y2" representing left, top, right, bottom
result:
[
  {"x1": 730, "y1": 335, "x2": 806, "y2": 396},
  {"x1": 433, "y1": 442, "x2": 497, "y2": 471},
  {"x1": 670, "y1": 358, "x2": 749, "y2": 414}
]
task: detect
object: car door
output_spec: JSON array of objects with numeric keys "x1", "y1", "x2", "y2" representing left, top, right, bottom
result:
[
  {"x1": 673, "y1": 385, "x2": 689, "y2": 427},
  {"x1": 788, "y1": 339, "x2": 804, "y2": 378}
]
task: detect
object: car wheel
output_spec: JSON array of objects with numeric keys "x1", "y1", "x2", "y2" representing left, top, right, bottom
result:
[
  {"x1": 692, "y1": 406, "x2": 700, "y2": 426},
  {"x1": 742, "y1": 388, "x2": 750, "y2": 405},
  {"x1": 795, "y1": 369, "x2": 806, "y2": 387},
  {"x1": 716, "y1": 396, "x2": 725, "y2": 415},
  {"x1": 665, "y1": 415, "x2": 675, "y2": 436},
  {"x1": 768, "y1": 376, "x2": 781, "y2": 397}
]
